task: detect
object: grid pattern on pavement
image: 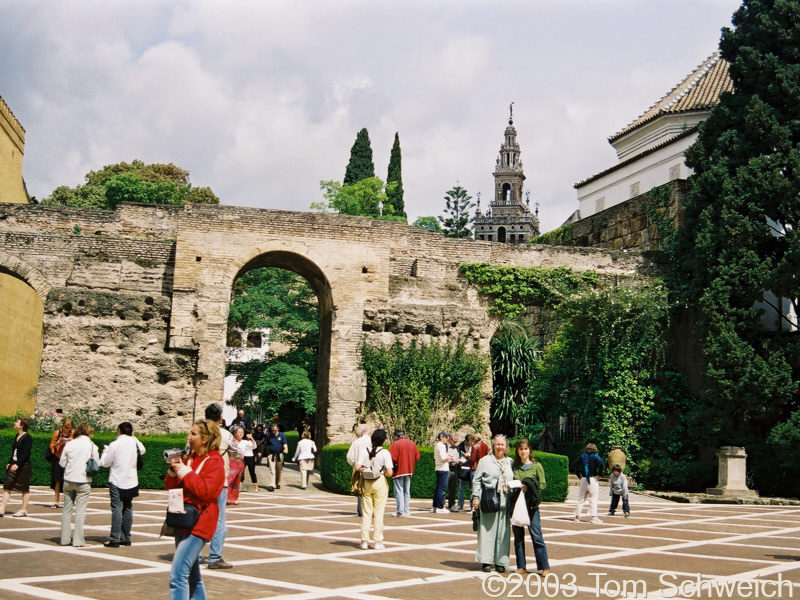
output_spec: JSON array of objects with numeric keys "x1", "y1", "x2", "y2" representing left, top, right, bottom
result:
[{"x1": 1, "y1": 483, "x2": 800, "y2": 600}]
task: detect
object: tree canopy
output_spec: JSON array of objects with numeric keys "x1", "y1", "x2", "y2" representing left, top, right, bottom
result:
[
  {"x1": 227, "y1": 267, "x2": 319, "y2": 424},
  {"x1": 411, "y1": 216, "x2": 442, "y2": 232},
  {"x1": 677, "y1": 0, "x2": 800, "y2": 450},
  {"x1": 313, "y1": 177, "x2": 405, "y2": 222},
  {"x1": 343, "y1": 128, "x2": 375, "y2": 185},
  {"x1": 438, "y1": 185, "x2": 475, "y2": 238},
  {"x1": 41, "y1": 160, "x2": 219, "y2": 210}
]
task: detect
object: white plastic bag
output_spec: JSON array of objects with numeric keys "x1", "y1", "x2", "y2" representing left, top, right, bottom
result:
[{"x1": 510, "y1": 492, "x2": 530, "y2": 527}]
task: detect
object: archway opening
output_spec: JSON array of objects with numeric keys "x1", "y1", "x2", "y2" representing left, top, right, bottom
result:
[
  {"x1": 497, "y1": 227, "x2": 507, "y2": 243},
  {"x1": 0, "y1": 271, "x2": 44, "y2": 416},
  {"x1": 502, "y1": 183, "x2": 512, "y2": 203},
  {"x1": 224, "y1": 252, "x2": 332, "y2": 444}
]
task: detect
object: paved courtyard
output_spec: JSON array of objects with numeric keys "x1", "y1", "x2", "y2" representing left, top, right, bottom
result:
[{"x1": 1, "y1": 469, "x2": 800, "y2": 600}]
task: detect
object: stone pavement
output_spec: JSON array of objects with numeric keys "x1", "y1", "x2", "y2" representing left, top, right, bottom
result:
[{"x1": 1, "y1": 466, "x2": 800, "y2": 600}]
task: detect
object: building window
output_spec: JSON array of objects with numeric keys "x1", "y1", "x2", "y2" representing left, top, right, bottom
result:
[
  {"x1": 518, "y1": 235, "x2": 524, "y2": 243},
  {"x1": 509, "y1": 234, "x2": 515, "y2": 243},
  {"x1": 498, "y1": 227, "x2": 506, "y2": 243},
  {"x1": 596, "y1": 197, "x2": 605, "y2": 212},
  {"x1": 488, "y1": 235, "x2": 493, "y2": 241}
]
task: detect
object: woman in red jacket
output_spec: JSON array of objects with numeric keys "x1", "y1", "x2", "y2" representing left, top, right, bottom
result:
[{"x1": 166, "y1": 419, "x2": 224, "y2": 600}]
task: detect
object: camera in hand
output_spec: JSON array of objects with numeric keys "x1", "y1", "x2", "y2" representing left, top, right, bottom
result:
[{"x1": 163, "y1": 448, "x2": 184, "y2": 464}]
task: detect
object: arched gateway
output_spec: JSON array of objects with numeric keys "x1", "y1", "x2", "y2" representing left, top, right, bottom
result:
[{"x1": 0, "y1": 202, "x2": 660, "y2": 445}]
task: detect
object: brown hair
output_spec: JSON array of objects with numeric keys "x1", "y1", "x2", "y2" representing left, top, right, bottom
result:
[
  {"x1": 513, "y1": 437, "x2": 535, "y2": 466},
  {"x1": 74, "y1": 422, "x2": 94, "y2": 438},
  {"x1": 17, "y1": 417, "x2": 30, "y2": 432},
  {"x1": 60, "y1": 417, "x2": 74, "y2": 431},
  {"x1": 302, "y1": 431, "x2": 311, "y2": 440},
  {"x1": 193, "y1": 419, "x2": 221, "y2": 456}
]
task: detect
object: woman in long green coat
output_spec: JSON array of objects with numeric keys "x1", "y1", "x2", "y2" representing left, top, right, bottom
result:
[{"x1": 471, "y1": 434, "x2": 514, "y2": 572}]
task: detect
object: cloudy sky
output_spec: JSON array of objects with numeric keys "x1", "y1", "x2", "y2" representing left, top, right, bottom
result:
[{"x1": 1, "y1": 0, "x2": 742, "y2": 234}]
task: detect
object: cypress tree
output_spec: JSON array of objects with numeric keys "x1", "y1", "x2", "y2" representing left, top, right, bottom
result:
[
  {"x1": 343, "y1": 128, "x2": 375, "y2": 185},
  {"x1": 677, "y1": 0, "x2": 800, "y2": 448},
  {"x1": 386, "y1": 132, "x2": 405, "y2": 218}
]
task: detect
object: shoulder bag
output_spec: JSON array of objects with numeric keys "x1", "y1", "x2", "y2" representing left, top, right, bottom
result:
[
  {"x1": 165, "y1": 455, "x2": 209, "y2": 530},
  {"x1": 479, "y1": 482, "x2": 501, "y2": 513}
]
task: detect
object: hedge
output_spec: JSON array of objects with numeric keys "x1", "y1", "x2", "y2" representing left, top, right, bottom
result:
[
  {"x1": 0, "y1": 431, "x2": 191, "y2": 490},
  {"x1": 321, "y1": 443, "x2": 569, "y2": 502},
  {"x1": 0, "y1": 429, "x2": 301, "y2": 490}
]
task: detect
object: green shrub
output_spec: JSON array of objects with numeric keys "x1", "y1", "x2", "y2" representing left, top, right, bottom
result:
[
  {"x1": 321, "y1": 444, "x2": 568, "y2": 502},
  {"x1": 0, "y1": 431, "x2": 188, "y2": 490},
  {"x1": 635, "y1": 458, "x2": 716, "y2": 492}
]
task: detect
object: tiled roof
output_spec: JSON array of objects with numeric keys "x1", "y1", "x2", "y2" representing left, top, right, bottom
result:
[{"x1": 609, "y1": 52, "x2": 732, "y2": 143}]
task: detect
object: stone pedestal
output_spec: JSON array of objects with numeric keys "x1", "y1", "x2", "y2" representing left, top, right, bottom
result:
[{"x1": 706, "y1": 446, "x2": 759, "y2": 498}]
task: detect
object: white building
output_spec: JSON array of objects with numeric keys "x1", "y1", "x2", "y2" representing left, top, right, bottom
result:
[{"x1": 575, "y1": 52, "x2": 732, "y2": 219}]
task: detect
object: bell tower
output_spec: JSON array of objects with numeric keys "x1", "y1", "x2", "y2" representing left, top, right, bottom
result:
[{"x1": 474, "y1": 104, "x2": 539, "y2": 243}]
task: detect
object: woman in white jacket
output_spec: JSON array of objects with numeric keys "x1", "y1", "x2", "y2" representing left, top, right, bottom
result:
[
  {"x1": 292, "y1": 431, "x2": 317, "y2": 489},
  {"x1": 59, "y1": 422, "x2": 100, "y2": 547}
]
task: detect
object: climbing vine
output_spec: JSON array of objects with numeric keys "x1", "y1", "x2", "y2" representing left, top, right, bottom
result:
[{"x1": 459, "y1": 263, "x2": 598, "y2": 317}]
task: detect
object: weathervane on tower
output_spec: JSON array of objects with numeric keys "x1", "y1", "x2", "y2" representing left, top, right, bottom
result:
[{"x1": 509, "y1": 101, "x2": 514, "y2": 125}]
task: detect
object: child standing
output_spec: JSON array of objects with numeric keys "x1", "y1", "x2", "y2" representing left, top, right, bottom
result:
[{"x1": 607, "y1": 464, "x2": 630, "y2": 518}]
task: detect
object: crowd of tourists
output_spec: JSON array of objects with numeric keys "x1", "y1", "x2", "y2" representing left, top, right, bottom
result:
[{"x1": 3, "y1": 411, "x2": 631, "y2": 596}]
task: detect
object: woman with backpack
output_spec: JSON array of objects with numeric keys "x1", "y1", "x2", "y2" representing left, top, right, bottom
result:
[
  {"x1": 355, "y1": 428, "x2": 393, "y2": 550},
  {"x1": 510, "y1": 438, "x2": 550, "y2": 576}
]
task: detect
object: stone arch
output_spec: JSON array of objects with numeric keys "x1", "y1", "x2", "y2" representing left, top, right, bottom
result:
[
  {"x1": 0, "y1": 250, "x2": 53, "y2": 301},
  {"x1": 229, "y1": 250, "x2": 334, "y2": 444},
  {"x1": 497, "y1": 226, "x2": 507, "y2": 243}
]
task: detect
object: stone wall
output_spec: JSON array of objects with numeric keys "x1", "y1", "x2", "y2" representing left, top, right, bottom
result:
[
  {"x1": 559, "y1": 180, "x2": 686, "y2": 250},
  {"x1": 0, "y1": 202, "x2": 662, "y2": 443}
]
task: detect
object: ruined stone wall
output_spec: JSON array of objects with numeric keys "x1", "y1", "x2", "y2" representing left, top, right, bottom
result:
[
  {"x1": 0, "y1": 202, "x2": 662, "y2": 442},
  {"x1": 559, "y1": 180, "x2": 686, "y2": 250}
]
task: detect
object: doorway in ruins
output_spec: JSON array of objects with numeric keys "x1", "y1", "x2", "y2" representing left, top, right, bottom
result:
[{"x1": 223, "y1": 252, "x2": 332, "y2": 442}]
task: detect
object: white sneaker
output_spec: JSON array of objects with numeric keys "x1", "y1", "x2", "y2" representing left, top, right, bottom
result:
[
  {"x1": 430, "y1": 507, "x2": 436, "y2": 513},
  {"x1": 591, "y1": 517, "x2": 603, "y2": 524},
  {"x1": 360, "y1": 541, "x2": 369, "y2": 550},
  {"x1": 374, "y1": 542, "x2": 385, "y2": 549},
  {"x1": 436, "y1": 507, "x2": 450, "y2": 514}
]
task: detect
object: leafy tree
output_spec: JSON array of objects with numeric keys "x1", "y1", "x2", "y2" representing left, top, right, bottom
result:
[
  {"x1": 227, "y1": 267, "x2": 319, "y2": 423},
  {"x1": 676, "y1": 0, "x2": 800, "y2": 450},
  {"x1": 438, "y1": 185, "x2": 475, "y2": 238},
  {"x1": 386, "y1": 132, "x2": 405, "y2": 218},
  {"x1": 411, "y1": 216, "x2": 442, "y2": 232},
  {"x1": 343, "y1": 127, "x2": 375, "y2": 185},
  {"x1": 42, "y1": 160, "x2": 219, "y2": 209},
  {"x1": 314, "y1": 177, "x2": 405, "y2": 221}
]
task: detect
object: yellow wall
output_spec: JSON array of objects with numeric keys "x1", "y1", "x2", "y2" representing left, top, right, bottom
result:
[
  {"x1": 0, "y1": 273, "x2": 42, "y2": 416},
  {"x1": 0, "y1": 95, "x2": 27, "y2": 204}
]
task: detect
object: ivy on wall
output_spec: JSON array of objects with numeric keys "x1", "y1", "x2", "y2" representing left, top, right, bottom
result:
[{"x1": 460, "y1": 263, "x2": 598, "y2": 317}]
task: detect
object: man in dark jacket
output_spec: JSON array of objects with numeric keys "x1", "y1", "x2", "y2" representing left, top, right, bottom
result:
[{"x1": 264, "y1": 424, "x2": 287, "y2": 491}]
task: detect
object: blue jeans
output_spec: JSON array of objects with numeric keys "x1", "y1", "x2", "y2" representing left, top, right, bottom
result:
[
  {"x1": 108, "y1": 483, "x2": 133, "y2": 543},
  {"x1": 207, "y1": 486, "x2": 227, "y2": 563},
  {"x1": 170, "y1": 532, "x2": 206, "y2": 600},
  {"x1": 432, "y1": 470, "x2": 449, "y2": 509},
  {"x1": 513, "y1": 510, "x2": 550, "y2": 571},
  {"x1": 393, "y1": 475, "x2": 411, "y2": 515}
]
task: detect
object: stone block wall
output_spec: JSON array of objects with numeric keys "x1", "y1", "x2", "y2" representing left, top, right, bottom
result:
[
  {"x1": 0, "y1": 202, "x2": 664, "y2": 443},
  {"x1": 559, "y1": 180, "x2": 686, "y2": 250}
]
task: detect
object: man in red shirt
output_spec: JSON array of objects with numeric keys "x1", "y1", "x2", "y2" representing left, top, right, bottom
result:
[{"x1": 389, "y1": 430, "x2": 420, "y2": 517}]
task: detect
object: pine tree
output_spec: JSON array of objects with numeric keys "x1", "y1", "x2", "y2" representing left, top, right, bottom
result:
[
  {"x1": 386, "y1": 132, "x2": 405, "y2": 218},
  {"x1": 677, "y1": 0, "x2": 800, "y2": 447},
  {"x1": 438, "y1": 185, "x2": 475, "y2": 238},
  {"x1": 343, "y1": 128, "x2": 375, "y2": 185}
]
